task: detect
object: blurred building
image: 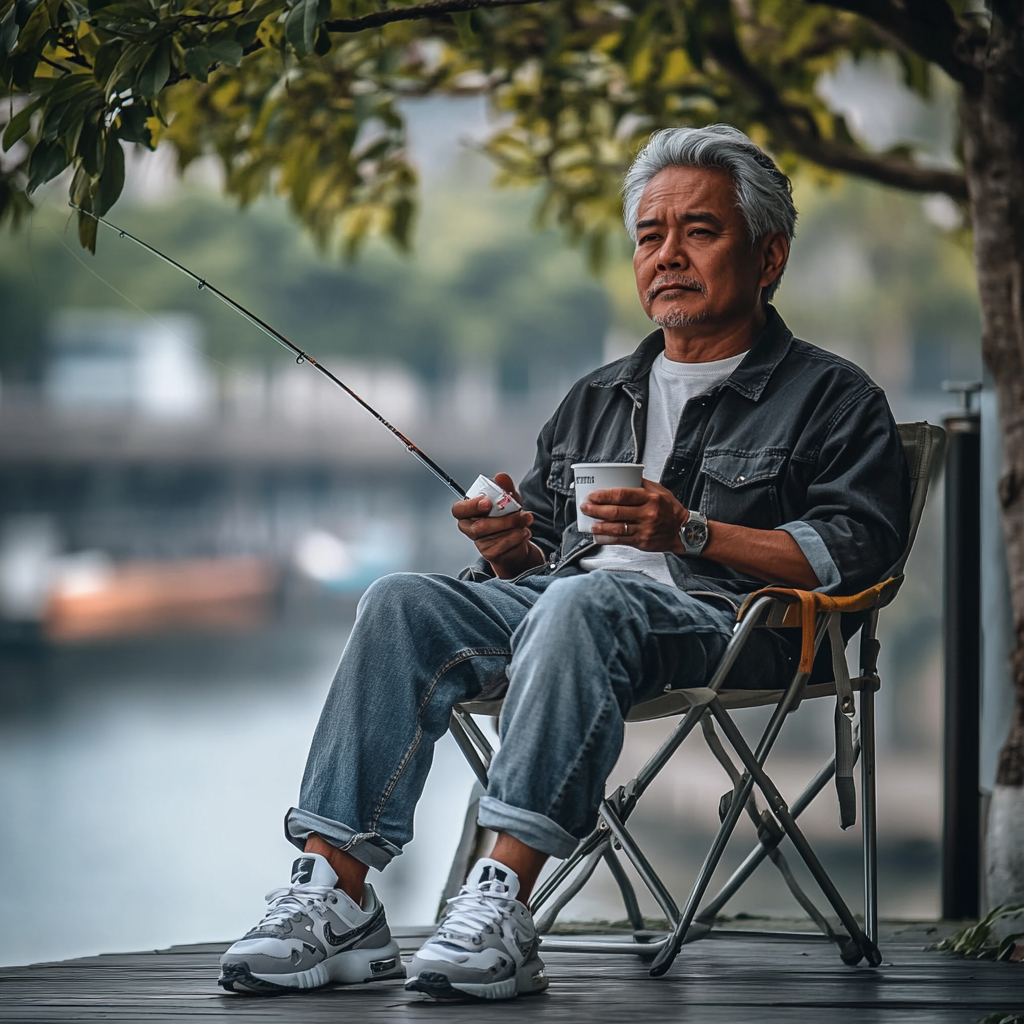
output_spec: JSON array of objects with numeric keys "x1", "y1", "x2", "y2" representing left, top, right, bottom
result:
[{"x1": 44, "y1": 310, "x2": 214, "y2": 419}]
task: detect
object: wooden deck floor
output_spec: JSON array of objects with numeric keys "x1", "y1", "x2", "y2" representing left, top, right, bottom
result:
[{"x1": 2, "y1": 923, "x2": 1020, "y2": 1023}]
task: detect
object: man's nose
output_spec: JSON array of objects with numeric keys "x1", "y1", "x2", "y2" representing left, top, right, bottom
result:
[{"x1": 655, "y1": 232, "x2": 688, "y2": 271}]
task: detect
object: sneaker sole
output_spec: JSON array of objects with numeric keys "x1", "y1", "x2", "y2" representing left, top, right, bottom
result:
[
  {"x1": 405, "y1": 957, "x2": 548, "y2": 1002},
  {"x1": 220, "y1": 939, "x2": 405, "y2": 994}
]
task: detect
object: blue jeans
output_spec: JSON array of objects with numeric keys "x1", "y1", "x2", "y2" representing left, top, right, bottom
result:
[{"x1": 285, "y1": 570, "x2": 791, "y2": 868}]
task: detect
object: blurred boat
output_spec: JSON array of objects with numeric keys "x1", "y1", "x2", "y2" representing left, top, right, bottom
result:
[{"x1": 44, "y1": 556, "x2": 278, "y2": 642}]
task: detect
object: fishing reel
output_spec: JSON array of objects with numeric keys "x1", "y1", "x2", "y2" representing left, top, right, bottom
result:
[{"x1": 466, "y1": 475, "x2": 522, "y2": 518}]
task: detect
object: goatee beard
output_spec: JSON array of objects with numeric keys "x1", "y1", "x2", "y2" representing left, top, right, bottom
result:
[{"x1": 653, "y1": 308, "x2": 710, "y2": 328}]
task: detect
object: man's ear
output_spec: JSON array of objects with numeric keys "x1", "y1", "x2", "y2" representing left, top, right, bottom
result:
[{"x1": 759, "y1": 231, "x2": 790, "y2": 291}]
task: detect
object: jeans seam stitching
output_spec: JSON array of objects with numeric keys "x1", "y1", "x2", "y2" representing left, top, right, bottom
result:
[{"x1": 369, "y1": 645, "x2": 510, "y2": 831}]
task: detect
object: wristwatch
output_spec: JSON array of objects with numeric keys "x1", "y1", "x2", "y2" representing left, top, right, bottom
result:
[{"x1": 680, "y1": 509, "x2": 709, "y2": 556}]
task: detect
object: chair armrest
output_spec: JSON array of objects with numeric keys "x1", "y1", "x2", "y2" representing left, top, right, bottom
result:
[{"x1": 737, "y1": 576, "x2": 904, "y2": 673}]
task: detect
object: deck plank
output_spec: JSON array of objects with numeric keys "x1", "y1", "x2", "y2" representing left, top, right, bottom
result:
[{"x1": 1, "y1": 925, "x2": 1020, "y2": 1023}]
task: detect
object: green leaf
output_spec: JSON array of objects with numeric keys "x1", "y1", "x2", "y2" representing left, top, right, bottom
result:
[
  {"x1": 1, "y1": 3, "x2": 20, "y2": 56},
  {"x1": 10, "y1": 0, "x2": 48, "y2": 53},
  {"x1": 77, "y1": 204, "x2": 97, "y2": 252},
  {"x1": 2, "y1": 94, "x2": 43, "y2": 150},
  {"x1": 77, "y1": 112, "x2": 103, "y2": 174},
  {"x1": 93, "y1": 131, "x2": 123, "y2": 214},
  {"x1": 92, "y1": 39, "x2": 123, "y2": 85},
  {"x1": 389, "y1": 195, "x2": 413, "y2": 249},
  {"x1": 235, "y1": 20, "x2": 261, "y2": 48},
  {"x1": 104, "y1": 41, "x2": 146, "y2": 98},
  {"x1": 27, "y1": 137, "x2": 69, "y2": 191},
  {"x1": 284, "y1": 0, "x2": 327, "y2": 58},
  {"x1": 184, "y1": 45, "x2": 210, "y2": 82},
  {"x1": 41, "y1": 77, "x2": 96, "y2": 140},
  {"x1": 136, "y1": 39, "x2": 170, "y2": 96},
  {"x1": 206, "y1": 39, "x2": 242, "y2": 67},
  {"x1": 117, "y1": 102, "x2": 150, "y2": 144}
]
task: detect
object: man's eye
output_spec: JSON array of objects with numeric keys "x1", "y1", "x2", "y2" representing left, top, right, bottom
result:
[{"x1": 639, "y1": 233, "x2": 659, "y2": 244}]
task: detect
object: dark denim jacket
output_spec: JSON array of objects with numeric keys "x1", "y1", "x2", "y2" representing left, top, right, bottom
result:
[{"x1": 497, "y1": 306, "x2": 910, "y2": 605}]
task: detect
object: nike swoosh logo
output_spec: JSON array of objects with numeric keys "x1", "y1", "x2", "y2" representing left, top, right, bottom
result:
[{"x1": 323, "y1": 906, "x2": 385, "y2": 948}]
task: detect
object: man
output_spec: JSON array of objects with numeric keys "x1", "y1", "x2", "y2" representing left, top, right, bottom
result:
[{"x1": 219, "y1": 124, "x2": 909, "y2": 1001}]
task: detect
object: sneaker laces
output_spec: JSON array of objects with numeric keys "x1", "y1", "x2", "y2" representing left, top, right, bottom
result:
[
  {"x1": 257, "y1": 884, "x2": 337, "y2": 929},
  {"x1": 437, "y1": 879, "x2": 513, "y2": 944}
]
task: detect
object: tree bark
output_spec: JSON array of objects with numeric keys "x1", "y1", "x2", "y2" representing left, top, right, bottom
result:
[{"x1": 960, "y1": 6, "x2": 1024, "y2": 906}]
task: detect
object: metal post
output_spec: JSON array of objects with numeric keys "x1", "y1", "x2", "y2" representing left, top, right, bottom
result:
[{"x1": 942, "y1": 380, "x2": 982, "y2": 920}]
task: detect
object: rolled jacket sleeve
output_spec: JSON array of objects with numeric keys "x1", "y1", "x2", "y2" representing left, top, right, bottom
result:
[
  {"x1": 775, "y1": 520, "x2": 842, "y2": 592},
  {"x1": 781, "y1": 388, "x2": 910, "y2": 596}
]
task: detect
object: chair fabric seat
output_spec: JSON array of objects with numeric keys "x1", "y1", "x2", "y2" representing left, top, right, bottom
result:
[{"x1": 457, "y1": 675, "x2": 876, "y2": 722}]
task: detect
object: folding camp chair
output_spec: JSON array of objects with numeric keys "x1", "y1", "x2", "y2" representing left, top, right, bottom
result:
[{"x1": 446, "y1": 421, "x2": 945, "y2": 976}]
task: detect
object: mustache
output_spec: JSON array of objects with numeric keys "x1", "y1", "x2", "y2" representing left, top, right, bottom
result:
[{"x1": 645, "y1": 275, "x2": 707, "y2": 304}]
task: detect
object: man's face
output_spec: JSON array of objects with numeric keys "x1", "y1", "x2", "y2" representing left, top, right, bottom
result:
[{"x1": 632, "y1": 165, "x2": 781, "y2": 332}]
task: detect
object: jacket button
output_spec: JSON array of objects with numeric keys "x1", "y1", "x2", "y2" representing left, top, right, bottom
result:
[{"x1": 738, "y1": 475, "x2": 745, "y2": 482}]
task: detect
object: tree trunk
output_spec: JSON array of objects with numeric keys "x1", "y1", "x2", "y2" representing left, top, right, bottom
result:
[{"x1": 961, "y1": 7, "x2": 1024, "y2": 909}]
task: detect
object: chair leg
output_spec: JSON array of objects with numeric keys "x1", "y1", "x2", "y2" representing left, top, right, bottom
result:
[
  {"x1": 448, "y1": 709, "x2": 493, "y2": 788},
  {"x1": 647, "y1": 763, "x2": 761, "y2": 975},
  {"x1": 533, "y1": 844, "x2": 607, "y2": 934},
  {"x1": 694, "y1": 745, "x2": 850, "y2": 927},
  {"x1": 860, "y1": 685, "x2": 878, "y2": 945},
  {"x1": 603, "y1": 846, "x2": 647, "y2": 934},
  {"x1": 707, "y1": 701, "x2": 881, "y2": 968},
  {"x1": 530, "y1": 830, "x2": 605, "y2": 913},
  {"x1": 601, "y1": 801, "x2": 682, "y2": 928}
]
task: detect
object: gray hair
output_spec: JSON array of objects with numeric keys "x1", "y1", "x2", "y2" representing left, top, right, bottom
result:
[{"x1": 622, "y1": 124, "x2": 796, "y2": 301}]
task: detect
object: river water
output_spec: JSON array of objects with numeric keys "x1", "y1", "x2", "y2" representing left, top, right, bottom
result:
[{"x1": 0, "y1": 622, "x2": 483, "y2": 967}]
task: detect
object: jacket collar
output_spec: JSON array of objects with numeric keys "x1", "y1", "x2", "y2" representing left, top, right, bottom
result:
[{"x1": 592, "y1": 305, "x2": 794, "y2": 402}]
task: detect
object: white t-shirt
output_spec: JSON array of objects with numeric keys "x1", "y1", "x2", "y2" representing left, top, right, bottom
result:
[{"x1": 579, "y1": 350, "x2": 747, "y2": 586}]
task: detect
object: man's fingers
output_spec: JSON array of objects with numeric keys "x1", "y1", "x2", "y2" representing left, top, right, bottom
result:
[
  {"x1": 457, "y1": 510, "x2": 534, "y2": 540},
  {"x1": 452, "y1": 495, "x2": 492, "y2": 520},
  {"x1": 583, "y1": 486, "x2": 647, "y2": 508},
  {"x1": 581, "y1": 501, "x2": 645, "y2": 522},
  {"x1": 476, "y1": 529, "x2": 532, "y2": 559}
]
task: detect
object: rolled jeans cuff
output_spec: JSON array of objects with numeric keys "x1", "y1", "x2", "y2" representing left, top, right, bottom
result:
[
  {"x1": 477, "y1": 795, "x2": 579, "y2": 860},
  {"x1": 284, "y1": 807, "x2": 401, "y2": 872}
]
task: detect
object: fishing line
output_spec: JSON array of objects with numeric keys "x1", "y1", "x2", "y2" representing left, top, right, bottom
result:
[{"x1": 71, "y1": 204, "x2": 469, "y2": 500}]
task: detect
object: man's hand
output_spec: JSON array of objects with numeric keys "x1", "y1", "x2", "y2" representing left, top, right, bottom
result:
[
  {"x1": 452, "y1": 473, "x2": 547, "y2": 579},
  {"x1": 582, "y1": 478, "x2": 821, "y2": 589},
  {"x1": 581, "y1": 479, "x2": 688, "y2": 552}
]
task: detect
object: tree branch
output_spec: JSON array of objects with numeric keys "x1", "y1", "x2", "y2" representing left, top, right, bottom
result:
[
  {"x1": 811, "y1": 0, "x2": 982, "y2": 90},
  {"x1": 324, "y1": 0, "x2": 553, "y2": 34},
  {"x1": 707, "y1": 19, "x2": 968, "y2": 199},
  {"x1": 784, "y1": 133, "x2": 968, "y2": 198}
]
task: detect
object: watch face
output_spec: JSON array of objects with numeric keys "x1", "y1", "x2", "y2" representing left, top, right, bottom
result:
[{"x1": 683, "y1": 520, "x2": 708, "y2": 548}]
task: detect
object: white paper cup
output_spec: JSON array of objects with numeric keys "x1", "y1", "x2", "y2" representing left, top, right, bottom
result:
[{"x1": 571, "y1": 462, "x2": 644, "y2": 533}]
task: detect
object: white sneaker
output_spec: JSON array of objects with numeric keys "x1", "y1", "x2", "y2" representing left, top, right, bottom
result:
[
  {"x1": 405, "y1": 857, "x2": 548, "y2": 1001},
  {"x1": 219, "y1": 853, "x2": 405, "y2": 994}
]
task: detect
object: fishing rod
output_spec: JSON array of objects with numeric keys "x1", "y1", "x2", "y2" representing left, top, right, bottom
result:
[{"x1": 72, "y1": 204, "x2": 520, "y2": 516}]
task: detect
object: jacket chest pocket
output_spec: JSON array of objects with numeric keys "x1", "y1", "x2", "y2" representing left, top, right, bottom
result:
[{"x1": 699, "y1": 449, "x2": 787, "y2": 530}]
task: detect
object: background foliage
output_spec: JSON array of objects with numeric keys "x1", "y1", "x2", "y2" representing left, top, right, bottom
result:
[{"x1": 0, "y1": 0, "x2": 971, "y2": 264}]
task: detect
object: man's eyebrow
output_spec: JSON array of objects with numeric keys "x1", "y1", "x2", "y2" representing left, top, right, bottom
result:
[
  {"x1": 635, "y1": 211, "x2": 724, "y2": 232},
  {"x1": 681, "y1": 211, "x2": 723, "y2": 226}
]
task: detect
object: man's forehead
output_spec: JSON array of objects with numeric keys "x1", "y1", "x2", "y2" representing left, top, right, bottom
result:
[{"x1": 635, "y1": 165, "x2": 736, "y2": 222}]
